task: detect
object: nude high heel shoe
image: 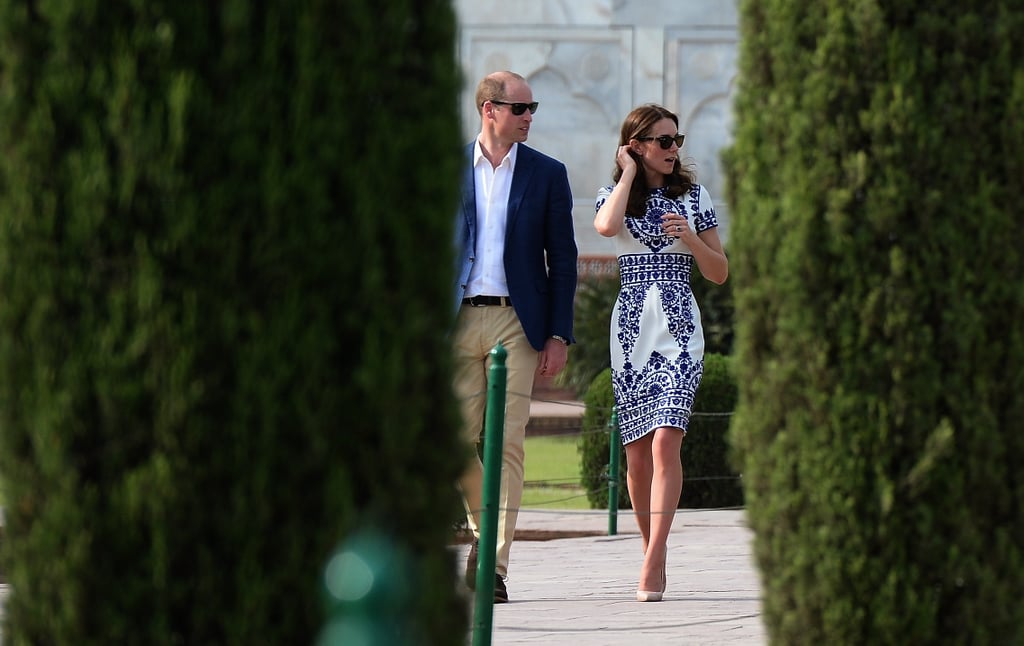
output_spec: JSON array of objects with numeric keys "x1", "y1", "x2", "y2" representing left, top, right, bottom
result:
[
  {"x1": 636, "y1": 564, "x2": 667, "y2": 602},
  {"x1": 635, "y1": 588, "x2": 663, "y2": 602}
]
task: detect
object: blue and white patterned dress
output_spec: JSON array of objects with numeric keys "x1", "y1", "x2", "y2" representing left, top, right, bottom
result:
[{"x1": 595, "y1": 184, "x2": 719, "y2": 445}]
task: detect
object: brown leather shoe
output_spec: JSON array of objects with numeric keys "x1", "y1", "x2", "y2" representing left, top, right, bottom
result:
[
  {"x1": 494, "y1": 574, "x2": 508, "y2": 603},
  {"x1": 465, "y1": 539, "x2": 479, "y2": 590}
]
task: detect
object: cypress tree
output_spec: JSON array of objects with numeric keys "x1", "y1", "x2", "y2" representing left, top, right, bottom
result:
[
  {"x1": 0, "y1": 1, "x2": 466, "y2": 643},
  {"x1": 726, "y1": 0, "x2": 1024, "y2": 643}
]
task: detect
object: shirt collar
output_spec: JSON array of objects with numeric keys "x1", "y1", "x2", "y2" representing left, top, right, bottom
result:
[{"x1": 473, "y1": 138, "x2": 518, "y2": 169}]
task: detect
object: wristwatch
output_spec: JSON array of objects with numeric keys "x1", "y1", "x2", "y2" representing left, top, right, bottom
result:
[{"x1": 550, "y1": 335, "x2": 569, "y2": 346}]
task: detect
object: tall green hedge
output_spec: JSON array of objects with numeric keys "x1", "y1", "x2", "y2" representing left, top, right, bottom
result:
[
  {"x1": 579, "y1": 353, "x2": 742, "y2": 510},
  {"x1": 0, "y1": 2, "x2": 467, "y2": 643},
  {"x1": 726, "y1": 1, "x2": 1024, "y2": 643}
]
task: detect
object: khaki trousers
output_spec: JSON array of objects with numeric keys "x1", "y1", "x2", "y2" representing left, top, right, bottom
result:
[{"x1": 453, "y1": 304, "x2": 538, "y2": 578}]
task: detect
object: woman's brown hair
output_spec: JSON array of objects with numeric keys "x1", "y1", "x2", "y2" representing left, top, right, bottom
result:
[{"x1": 613, "y1": 104, "x2": 696, "y2": 218}]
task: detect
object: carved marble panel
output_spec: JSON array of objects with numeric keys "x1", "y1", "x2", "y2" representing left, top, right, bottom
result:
[
  {"x1": 666, "y1": 27, "x2": 738, "y2": 242},
  {"x1": 453, "y1": 2, "x2": 740, "y2": 254},
  {"x1": 612, "y1": 0, "x2": 736, "y2": 27},
  {"x1": 455, "y1": 0, "x2": 612, "y2": 26}
]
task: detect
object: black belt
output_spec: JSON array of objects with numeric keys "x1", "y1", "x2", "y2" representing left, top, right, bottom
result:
[{"x1": 462, "y1": 295, "x2": 512, "y2": 307}]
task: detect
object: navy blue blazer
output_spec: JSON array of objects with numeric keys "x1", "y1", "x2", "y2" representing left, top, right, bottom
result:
[{"x1": 454, "y1": 142, "x2": 578, "y2": 351}]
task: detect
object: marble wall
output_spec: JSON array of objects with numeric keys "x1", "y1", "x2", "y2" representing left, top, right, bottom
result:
[{"x1": 454, "y1": 0, "x2": 740, "y2": 258}]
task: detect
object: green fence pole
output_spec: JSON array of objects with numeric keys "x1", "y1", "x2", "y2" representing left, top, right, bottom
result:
[
  {"x1": 472, "y1": 341, "x2": 507, "y2": 646},
  {"x1": 608, "y1": 406, "x2": 620, "y2": 536}
]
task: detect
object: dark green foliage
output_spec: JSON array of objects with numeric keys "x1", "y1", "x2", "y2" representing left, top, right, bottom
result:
[
  {"x1": 725, "y1": 1, "x2": 1024, "y2": 643},
  {"x1": 692, "y1": 263, "x2": 735, "y2": 357},
  {"x1": 579, "y1": 355, "x2": 741, "y2": 509},
  {"x1": 0, "y1": 1, "x2": 467, "y2": 644},
  {"x1": 561, "y1": 273, "x2": 619, "y2": 394},
  {"x1": 578, "y1": 368, "x2": 628, "y2": 509},
  {"x1": 562, "y1": 265, "x2": 734, "y2": 397},
  {"x1": 679, "y1": 353, "x2": 742, "y2": 508}
]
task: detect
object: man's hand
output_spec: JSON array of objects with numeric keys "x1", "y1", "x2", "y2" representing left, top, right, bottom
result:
[{"x1": 538, "y1": 337, "x2": 569, "y2": 376}]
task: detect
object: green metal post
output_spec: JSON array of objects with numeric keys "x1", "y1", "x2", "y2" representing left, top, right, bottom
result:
[
  {"x1": 608, "y1": 406, "x2": 620, "y2": 536},
  {"x1": 472, "y1": 342, "x2": 507, "y2": 646}
]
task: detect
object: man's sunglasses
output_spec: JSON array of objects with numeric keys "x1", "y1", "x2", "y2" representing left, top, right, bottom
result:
[
  {"x1": 489, "y1": 100, "x2": 539, "y2": 115},
  {"x1": 635, "y1": 134, "x2": 685, "y2": 150}
]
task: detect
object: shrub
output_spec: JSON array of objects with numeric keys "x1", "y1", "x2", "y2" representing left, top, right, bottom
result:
[
  {"x1": 579, "y1": 354, "x2": 741, "y2": 509},
  {"x1": 680, "y1": 353, "x2": 742, "y2": 508},
  {"x1": 692, "y1": 264, "x2": 735, "y2": 357},
  {"x1": 0, "y1": 2, "x2": 467, "y2": 643},
  {"x1": 561, "y1": 273, "x2": 619, "y2": 394},
  {"x1": 579, "y1": 368, "x2": 628, "y2": 509},
  {"x1": 726, "y1": 1, "x2": 1024, "y2": 642}
]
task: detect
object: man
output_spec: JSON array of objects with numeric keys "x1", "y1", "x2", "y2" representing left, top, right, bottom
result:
[{"x1": 453, "y1": 71, "x2": 577, "y2": 603}]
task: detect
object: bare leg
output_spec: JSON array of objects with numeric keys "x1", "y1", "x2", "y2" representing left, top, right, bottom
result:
[
  {"x1": 638, "y1": 427, "x2": 684, "y2": 594},
  {"x1": 624, "y1": 435, "x2": 654, "y2": 554},
  {"x1": 638, "y1": 427, "x2": 688, "y2": 593}
]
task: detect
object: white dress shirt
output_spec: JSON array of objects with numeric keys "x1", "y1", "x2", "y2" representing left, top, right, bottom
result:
[{"x1": 465, "y1": 139, "x2": 517, "y2": 298}]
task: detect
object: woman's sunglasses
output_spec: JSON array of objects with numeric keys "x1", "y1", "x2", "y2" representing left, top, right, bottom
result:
[
  {"x1": 489, "y1": 100, "x2": 539, "y2": 115},
  {"x1": 635, "y1": 134, "x2": 685, "y2": 150}
]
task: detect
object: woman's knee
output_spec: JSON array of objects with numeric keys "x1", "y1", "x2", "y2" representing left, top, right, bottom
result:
[{"x1": 651, "y1": 427, "x2": 684, "y2": 459}]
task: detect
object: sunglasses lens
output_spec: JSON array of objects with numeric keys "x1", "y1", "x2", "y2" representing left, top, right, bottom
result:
[
  {"x1": 511, "y1": 102, "x2": 539, "y2": 115},
  {"x1": 655, "y1": 135, "x2": 685, "y2": 149},
  {"x1": 493, "y1": 100, "x2": 539, "y2": 115}
]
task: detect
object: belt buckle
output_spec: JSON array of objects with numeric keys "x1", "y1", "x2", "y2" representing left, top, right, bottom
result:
[{"x1": 468, "y1": 296, "x2": 484, "y2": 307}]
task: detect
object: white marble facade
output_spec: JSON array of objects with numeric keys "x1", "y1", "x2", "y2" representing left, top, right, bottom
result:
[{"x1": 454, "y1": 0, "x2": 739, "y2": 258}]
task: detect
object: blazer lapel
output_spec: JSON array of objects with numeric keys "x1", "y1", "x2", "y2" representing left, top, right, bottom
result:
[
  {"x1": 461, "y1": 145, "x2": 476, "y2": 237},
  {"x1": 506, "y1": 146, "x2": 536, "y2": 231}
]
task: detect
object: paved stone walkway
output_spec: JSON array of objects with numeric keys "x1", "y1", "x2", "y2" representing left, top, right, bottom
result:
[{"x1": 463, "y1": 507, "x2": 767, "y2": 645}]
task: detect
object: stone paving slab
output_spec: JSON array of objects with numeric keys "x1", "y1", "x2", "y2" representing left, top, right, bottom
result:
[{"x1": 462, "y1": 508, "x2": 767, "y2": 645}]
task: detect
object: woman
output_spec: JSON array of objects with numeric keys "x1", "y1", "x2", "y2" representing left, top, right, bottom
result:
[{"x1": 594, "y1": 104, "x2": 728, "y2": 602}]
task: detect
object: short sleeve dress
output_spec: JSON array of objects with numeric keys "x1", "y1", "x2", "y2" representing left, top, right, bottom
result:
[{"x1": 595, "y1": 184, "x2": 719, "y2": 445}]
